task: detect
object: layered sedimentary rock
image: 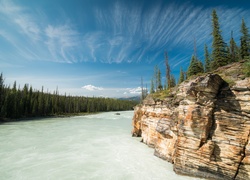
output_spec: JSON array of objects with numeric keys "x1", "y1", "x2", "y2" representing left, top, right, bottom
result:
[{"x1": 132, "y1": 64, "x2": 250, "y2": 179}]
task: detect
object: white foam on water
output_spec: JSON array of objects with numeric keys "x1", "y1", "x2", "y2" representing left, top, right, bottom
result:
[{"x1": 0, "y1": 111, "x2": 200, "y2": 180}]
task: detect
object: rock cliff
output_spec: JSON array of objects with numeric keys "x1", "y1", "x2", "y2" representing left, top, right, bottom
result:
[{"x1": 132, "y1": 61, "x2": 250, "y2": 179}]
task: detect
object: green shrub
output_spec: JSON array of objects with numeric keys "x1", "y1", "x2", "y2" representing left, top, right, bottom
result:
[
  {"x1": 151, "y1": 89, "x2": 171, "y2": 100},
  {"x1": 243, "y1": 59, "x2": 250, "y2": 77}
]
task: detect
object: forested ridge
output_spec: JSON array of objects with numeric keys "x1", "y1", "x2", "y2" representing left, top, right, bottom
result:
[
  {"x1": 0, "y1": 74, "x2": 137, "y2": 120},
  {"x1": 143, "y1": 9, "x2": 250, "y2": 100}
]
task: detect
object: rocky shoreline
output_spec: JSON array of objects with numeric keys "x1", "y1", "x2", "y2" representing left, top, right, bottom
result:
[{"x1": 132, "y1": 62, "x2": 250, "y2": 179}]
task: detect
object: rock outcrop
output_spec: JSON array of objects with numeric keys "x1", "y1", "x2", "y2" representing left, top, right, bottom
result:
[{"x1": 132, "y1": 62, "x2": 250, "y2": 179}]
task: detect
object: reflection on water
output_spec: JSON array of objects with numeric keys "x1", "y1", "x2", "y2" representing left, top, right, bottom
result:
[{"x1": 0, "y1": 111, "x2": 199, "y2": 180}]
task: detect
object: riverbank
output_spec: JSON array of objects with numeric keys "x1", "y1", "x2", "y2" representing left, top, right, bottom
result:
[{"x1": 0, "y1": 112, "x2": 100, "y2": 124}]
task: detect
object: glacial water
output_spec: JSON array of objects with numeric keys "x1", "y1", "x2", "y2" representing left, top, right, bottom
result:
[{"x1": 0, "y1": 111, "x2": 199, "y2": 180}]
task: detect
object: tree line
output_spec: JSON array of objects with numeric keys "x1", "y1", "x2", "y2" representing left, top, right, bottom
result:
[
  {"x1": 0, "y1": 74, "x2": 137, "y2": 120},
  {"x1": 187, "y1": 10, "x2": 250, "y2": 77},
  {"x1": 144, "y1": 9, "x2": 250, "y2": 98}
]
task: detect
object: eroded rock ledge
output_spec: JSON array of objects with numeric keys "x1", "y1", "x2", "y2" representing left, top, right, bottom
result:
[{"x1": 132, "y1": 72, "x2": 250, "y2": 179}]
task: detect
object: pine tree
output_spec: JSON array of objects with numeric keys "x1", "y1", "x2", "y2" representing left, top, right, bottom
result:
[
  {"x1": 187, "y1": 55, "x2": 196, "y2": 77},
  {"x1": 157, "y1": 68, "x2": 162, "y2": 91},
  {"x1": 211, "y1": 9, "x2": 228, "y2": 70},
  {"x1": 11, "y1": 81, "x2": 18, "y2": 118},
  {"x1": 154, "y1": 65, "x2": 159, "y2": 91},
  {"x1": 165, "y1": 51, "x2": 171, "y2": 89},
  {"x1": 240, "y1": 19, "x2": 250, "y2": 59},
  {"x1": 163, "y1": 79, "x2": 167, "y2": 90},
  {"x1": 140, "y1": 77, "x2": 146, "y2": 101},
  {"x1": 204, "y1": 44, "x2": 211, "y2": 72},
  {"x1": 229, "y1": 31, "x2": 239, "y2": 62},
  {"x1": 187, "y1": 55, "x2": 204, "y2": 77},
  {"x1": 150, "y1": 78, "x2": 155, "y2": 94},
  {"x1": 178, "y1": 67, "x2": 185, "y2": 84},
  {"x1": 170, "y1": 75, "x2": 176, "y2": 87},
  {"x1": 0, "y1": 73, "x2": 4, "y2": 118},
  {"x1": 145, "y1": 84, "x2": 148, "y2": 97},
  {"x1": 197, "y1": 60, "x2": 204, "y2": 74},
  {"x1": 0, "y1": 74, "x2": 4, "y2": 106}
]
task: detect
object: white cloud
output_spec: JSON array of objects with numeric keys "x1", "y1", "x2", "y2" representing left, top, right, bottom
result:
[
  {"x1": 82, "y1": 85, "x2": 104, "y2": 91},
  {"x1": 129, "y1": 87, "x2": 142, "y2": 94},
  {"x1": 122, "y1": 87, "x2": 141, "y2": 95},
  {"x1": 80, "y1": 85, "x2": 142, "y2": 97}
]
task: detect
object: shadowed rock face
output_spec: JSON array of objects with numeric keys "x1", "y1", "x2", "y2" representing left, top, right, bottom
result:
[{"x1": 132, "y1": 72, "x2": 250, "y2": 180}]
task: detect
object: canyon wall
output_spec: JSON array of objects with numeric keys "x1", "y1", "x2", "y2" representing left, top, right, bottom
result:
[{"x1": 132, "y1": 63, "x2": 250, "y2": 179}]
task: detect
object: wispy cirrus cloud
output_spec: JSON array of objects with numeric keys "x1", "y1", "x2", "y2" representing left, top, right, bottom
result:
[
  {"x1": 45, "y1": 24, "x2": 81, "y2": 63},
  {"x1": 0, "y1": 0, "x2": 250, "y2": 66},
  {"x1": 0, "y1": 0, "x2": 83, "y2": 64},
  {"x1": 0, "y1": 0, "x2": 40, "y2": 41},
  {"x1": 87, "y1": 2, "x2": 250, "y2": 65}
]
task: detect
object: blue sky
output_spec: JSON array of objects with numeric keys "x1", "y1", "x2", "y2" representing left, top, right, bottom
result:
[{"x1": 0, "y1": 0, "x2": 250, "y2": 97}]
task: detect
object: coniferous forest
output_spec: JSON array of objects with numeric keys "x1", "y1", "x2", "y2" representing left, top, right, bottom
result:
[{"x1": 0, "y1": 74, "x2": 137, "y2": 120}]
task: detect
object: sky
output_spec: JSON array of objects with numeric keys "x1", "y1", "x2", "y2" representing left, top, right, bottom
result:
[{"x1": 0, "y1": 0, "x2": 250, "y2": 98}]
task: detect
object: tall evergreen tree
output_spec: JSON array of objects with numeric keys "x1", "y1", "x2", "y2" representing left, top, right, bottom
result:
[
  {"x1": 140, "y1": 77, "x2": 146, "y2": 101},
  {"x1": 197, "y1": 60, "x2": 204, "y2": 74},
  {"x1": 240, "y1": 19, "x2": 250, "y2": 59},
  {"x1": 154, "y1": 65, "x2": 159, "y2": 91},
  {"x1": 178, "y1": 67, "x2": 185, "y2": 84},
  {"x1": 229, "y1": 31, "x2": 239, "y2": 62},
  {"x1": 204, "y1": 44, "x2": 211, "y2": 72},
  {"x1": 0, "y1": 73, "x2": 4, "y2": 104},
  {"x1": 150, "y1": 78, "x2": 155, "y2": 94},
  {"x1": 157, "y1": 68, "x2": 162, "y2": 91},
  {"x1": 163, "y1": 79, "x2": 167, "y2": 90},
  {"x1": 187, "y1": 55, "x2": 196, "y2": 77},
  {"x1": 187, "y1": 55, "x2": 204, "y2": 77},
  {"x1": 0, "y1": 73, "x2": 4, "y2": 117},
  {"x1": 170, "y1": 75, "x2": 176, "y2": 87},
  {"x1": 211, "y1": 9, "x2": 228, "y2": 70},
  {"x1": 165, "y1": 51, "x2": 171, "y2": 89}
]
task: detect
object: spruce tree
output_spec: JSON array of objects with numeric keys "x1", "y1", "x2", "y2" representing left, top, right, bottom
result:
[
  {"x1": 170, "y1": 75, "x2": 176, "y2": 87},
  {"x1": 0, "y1": 73, "x2": 4, "y2": 117},
  {"x1": 163, "y1": 80, "x2": 167, "y2": 90},
  {"x1": 211, "y1": 9, "x2": 228, "y2": 70},
  {"x1": 204, "y1": 44, "x2": 211, "y2": 72},
  {"x1": 228, "y1": 31, "x2": 239, "y2": 62},
  {"x1": 240, "y1": 19, "x2": 250, "y2": 59},
  {"x1": 0, "y1": 74, "x2": 4, "y2": 103},
  {"x1": 154, "y1": 65, "x2": 159, "y2": 91},
  {"x1": 165, "y1": 52, "x2": 171, "y2": 89},
  {"x1": 178, "y1": 67, "x2": 185, "y2": 84},
  {"x1": 187, "y1": 55, "x2": 196, "y2": 77},
  {"x1": 157, "y1": 68, "x2": 162, "y2": 90},
  {"x1": 150, "y1": 78, "x2": 155, "y2": 94},
  {"x1": 187, "y1": 55, "x2": 204, "y2": 77},
  {"x1": 197, "y1": 60, "x2": 204, "y2": 73}
]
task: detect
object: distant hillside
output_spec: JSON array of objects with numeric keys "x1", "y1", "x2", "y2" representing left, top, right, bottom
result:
[{"x1": 118, "y1": 96, "x2": 141, "y2": 102}]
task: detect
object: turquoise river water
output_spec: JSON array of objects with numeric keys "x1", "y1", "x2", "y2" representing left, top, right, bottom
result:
[{"x1": 0, "y1": 111, "x2": 199, "y2": 180}]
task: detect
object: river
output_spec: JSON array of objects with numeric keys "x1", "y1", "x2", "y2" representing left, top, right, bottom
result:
[{"x1": 0, "y1": 111, "x2": 199, "y2": 180}]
